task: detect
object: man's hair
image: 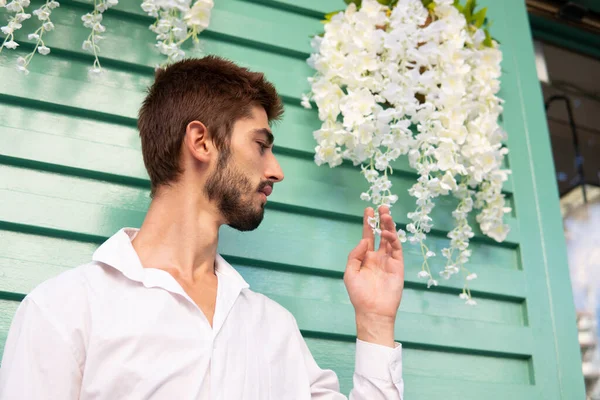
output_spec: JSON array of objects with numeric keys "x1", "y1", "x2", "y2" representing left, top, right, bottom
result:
[{"x1": 138, "y1": 56, "x2": 284, "y2": 197}]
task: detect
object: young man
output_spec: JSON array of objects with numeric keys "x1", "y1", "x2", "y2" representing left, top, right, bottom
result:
[{"x1": 0, "y1": 56, "x2": 405, "y2": 399}]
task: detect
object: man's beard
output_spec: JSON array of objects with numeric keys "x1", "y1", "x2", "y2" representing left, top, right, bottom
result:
[{"x1": 204, "y1": 151, "x2": 267, "y2": 231}]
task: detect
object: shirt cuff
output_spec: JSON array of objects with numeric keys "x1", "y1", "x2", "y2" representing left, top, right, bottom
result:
[{"x1": 355, "y1": 339, "x2": 403, "y2": 383}]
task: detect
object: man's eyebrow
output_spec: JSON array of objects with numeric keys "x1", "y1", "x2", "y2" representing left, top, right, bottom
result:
[{"x1": 252, "y1": 128, "x2": 274, "y2": 146}]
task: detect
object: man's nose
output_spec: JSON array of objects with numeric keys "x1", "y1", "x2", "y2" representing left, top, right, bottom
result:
[{"x1": 266, "y1": 153, "x2": 284, "y2": 183}]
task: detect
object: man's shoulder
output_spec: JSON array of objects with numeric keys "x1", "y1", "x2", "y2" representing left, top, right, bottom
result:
[
  {"x1": 239, "y1": 288, "x2": 297, "y2": 325},
  {"x1": 26, "y1": 261, "x2": 107, "y2": 312}
]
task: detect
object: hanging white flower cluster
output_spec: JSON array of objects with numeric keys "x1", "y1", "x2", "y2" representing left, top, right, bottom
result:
[
  {"x1": 81, "y1": 0, "x2": 118, "y2": 76},
  {"x1": 142, "y1": 0, "x2": 213, "y2": 64},
  {"x1": 0, "y1": 0, "x2": 214, "y2": 74},
  {"x1": 303, "y1": 0, "x2": 511, "y2": 304}
]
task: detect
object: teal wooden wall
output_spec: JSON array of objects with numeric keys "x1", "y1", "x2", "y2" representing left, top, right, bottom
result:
[{"x1": 0, "y1": 0, "x2": 585, "y2": 398}]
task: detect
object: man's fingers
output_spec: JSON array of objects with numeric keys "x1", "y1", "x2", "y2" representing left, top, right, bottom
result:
[
  {"x1": 346, "y1": 239, "x2": 368, "y2": 273},
  {"x1": 378, "y1": 210, "x2": 403, "y2": 260},
  {"x1": 377, "y1": 212, "x2": 394, "y2": 254},
  {"x1": 362, "y1": 208, "x2": 375, "y2": 251},
  {"x1": 378, "y1": 205, "x2": 390, "y2": 217}
]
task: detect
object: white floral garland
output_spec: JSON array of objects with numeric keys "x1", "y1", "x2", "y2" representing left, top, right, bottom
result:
[
  {"x1": 0, "y1": 0, "x2": 214, "y2": 75},
  {"x1": 303, "y1": 0, "x2": 511, "y2": 304}
]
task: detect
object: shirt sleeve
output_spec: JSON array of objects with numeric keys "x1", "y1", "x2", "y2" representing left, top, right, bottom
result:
[
  {"x1": 292, "y1": 317, "x2": 404, "y2": 400},
  {"x1": 0, "y1": 297, "x2": 83, "y2": 400},
  {"x1": 349, "y1": 339, "x2": 404, "y2": 400}
]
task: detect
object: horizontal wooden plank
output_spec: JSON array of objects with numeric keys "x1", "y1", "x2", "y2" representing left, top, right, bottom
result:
[
  {"x1": 275, "y1": 294, "x2": 534, "y2": 356},
  {"x1": 306, "y1": 337, "x2": 534, "y2": 397},
  {"x1": 237, "y1": 263, "x2": 525, "y2": 326},
  {"x1": 239, "y1": 0, "x2": 339, "y2": 17},
  {"x1": 402, "y1": 375, "x2": 537, "y2": 400}
]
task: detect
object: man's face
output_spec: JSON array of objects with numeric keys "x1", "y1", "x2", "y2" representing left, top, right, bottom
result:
[{"x1": 204, "y1": 106, "x2": 284, "y2": 231}]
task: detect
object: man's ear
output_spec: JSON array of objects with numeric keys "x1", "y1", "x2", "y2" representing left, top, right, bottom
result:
[{"x1": 184, "y1": 120, "x2": 212, "y2": 164}]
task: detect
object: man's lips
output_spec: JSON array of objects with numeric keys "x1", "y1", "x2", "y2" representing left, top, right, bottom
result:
[{"x1": 260, "y1": 185, "x2": 273, "y2": 197}]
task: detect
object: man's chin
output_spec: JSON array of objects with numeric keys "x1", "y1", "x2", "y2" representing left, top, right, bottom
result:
[{"x1": 227, "y1": 210, "x2": 265, "y2": 232}]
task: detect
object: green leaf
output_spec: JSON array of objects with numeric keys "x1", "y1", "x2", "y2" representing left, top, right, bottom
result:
[
  {"x1": 322, "y1": 9, "x2": 343, "y2": 23},
  {"x1": 422, "y1": 0, "x2": 434, "y2": 8},
  {"x1": 468, "y1": 0, "x2": 477, "y2": 15},
  {"x1": 473, "y1": 7, "x2": 487, "y2": 28},
  {"x1": 377, "y1": 0, "x2": 392, "y2": 5},
  {"x1": 453, "y1": 0, "x2": 464, "y2": 12},
  {"x1": 463, "y1": 0, "x2": 474, "y2": 21},
  {"x1": 344, "y1": 0, "x2": 362, "y2": 6},
  {"x1": 483, "y1": 28, "x2": 493, "y2": 47}
]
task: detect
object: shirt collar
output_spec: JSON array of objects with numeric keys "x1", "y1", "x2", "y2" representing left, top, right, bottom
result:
[{"x1": 92, "y1": 228, "x2": 250, "y2": 294}]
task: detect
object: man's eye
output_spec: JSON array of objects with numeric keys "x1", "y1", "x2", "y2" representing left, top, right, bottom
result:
[{"x1": 257, "y1": 142, "x2": 268, "y2": 154}]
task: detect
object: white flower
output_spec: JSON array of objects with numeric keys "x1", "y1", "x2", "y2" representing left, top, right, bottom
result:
[
  {"x1": 141, "y1": 0, "x2": 159, "y2": 16},
  {"x1": 33, "y1": 8, "x2": 50, "y2": 20},
  {"x1": 397, "y1": 229, "x2": 407, "y2": 243},
  {"x1": 82, "y1": 13, "x2": 102, "y2": 28},
  {"x1": 367, "y1": 216, "x2": 378, "y2": 229},
  {"x1": 466, "y1": 298, "x2": 477, "y2": 306},
  {"x1": 439, "y1": 270, "x2": 451, "y2": 280},
  {"x1": 427, "y1": 278, "x2": 438, "y2": 288},
  {"x1": 418, "y1": 270, "x2": 430, "y2": 279},
  {"x1": 301, "y1": 94, "x2": 312, "y2": 109},
  {"x1": 362, "y1": 168, "x2": 378, "y2": 183},
  {"x1": 6, "y1": 1, "x2": 21, "y2": 12},
  {"x1": 360, "y1": 192, "x2": 370, "y2": 201},
  {"x1": 15, "y1": 12, "x2": 30, "y2": 22},
  {"x1": 28, "y1": 33, "x2": 40, "y2": 40},
  {"x1": 82, "y1": 40, "x2": 93, "y2": 51},
  {"x1": 459, "y1": 292, "x2": 469, "y2": 300},
  {"x1": 0, "y1": 0, "x2": 6, "y2": 7},
  {"x1": 42, "y1": 21, "x2": 55, "y2": 31},
  {"x1": 4, "y1": 40, "x2": 19, "y2": 49},
  {"x1": 425, "y1": 250, "x2": 435, "y2": 259},
  {"x1": 16, "y1": 56, "x2": 26, "y2": 66},
  {"x1": 17, "y1": 65, "x2": 29, "y2": 74},
  {"x1": 184, "y1": 0, "x2": 213, "y2": 30},
  {"x1": 88, "y1": 66, "x2": 104, "y2": 77},
  {"x1": 466, "y1": 273, "x2": 477, "y2": 281},
  {"x1": 37, "y1": 45, "x2": 50, "y2": 55}
]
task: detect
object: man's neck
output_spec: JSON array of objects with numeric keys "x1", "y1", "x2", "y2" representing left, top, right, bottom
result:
[{"x1": 132, "y1": 188, "x2": 222, "y2": 283}]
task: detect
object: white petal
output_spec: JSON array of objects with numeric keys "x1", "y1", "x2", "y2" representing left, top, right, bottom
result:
[
  {"x1": 37, "y1": 45, "x2": 50, "y2": 55},
  {"x1": 4, "y1": 40, "x2": 19, "y2": 49}
]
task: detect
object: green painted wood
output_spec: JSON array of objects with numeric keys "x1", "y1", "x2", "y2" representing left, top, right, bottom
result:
[
  {"x1": 0, "y1": 0, "x2": 584, "y2": 398},
  {"x1": 529, "y1": 14, "x2": 600, "y2": 61},
  {"x1": 492, "y1": 1, "x2": 585, "y2": 398},
  {"x1": 305, "y1": 338, "x2": 534, "y2": 396}
]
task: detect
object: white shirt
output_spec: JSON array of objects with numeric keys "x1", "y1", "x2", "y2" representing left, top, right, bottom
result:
[{"x1": 0, "y1": 228, "x2": 404, "y2": 399}]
